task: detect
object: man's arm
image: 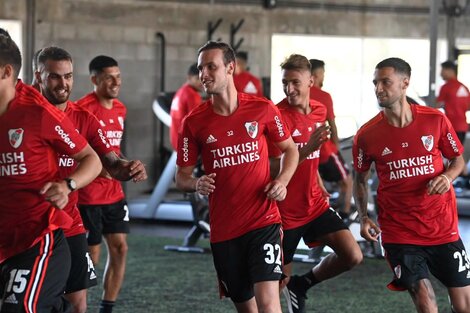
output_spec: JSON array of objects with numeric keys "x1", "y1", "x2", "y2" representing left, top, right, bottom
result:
[
  {"x1": 427, "y1": 155, "x2": 464, "y2": 195},
  {"x1": 101, "y1": 151, "x2": 147, "y2": 182},
  {"x1": 175, "y1": 165, "x2": 216, "y2": 196},
  {"x1": 298, "y1": 124, "x2": 330, "y2": 163},
  {"x1": 40, "y1": 144, "x2": 102, "y2": 209},
  {"x1": 353, "y1": 170, "x2": 381, "y2": 242},
  {"x1": 327, "y1": 118, "x2": 340, "y2": 147},
  {"x1": 264, "y1": 137, "x2": 299, "y2": 201}
]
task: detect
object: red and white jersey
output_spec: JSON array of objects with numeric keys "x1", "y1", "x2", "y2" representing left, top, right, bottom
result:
[
  {"x1": 437, "y1": 78, "x2": 470, "y2": 132},
  {"x1": 0, "y1": 81, "x2": 88, "y2": 263},
  {"x1": 353, "y1": 104, "x2": 463, "y2": 245},
  {"x1": 272, "y1": 99, "x2": 330, "y2": 230},
  {"x1": 177, "y1": 93, "x2": 290, "y2": 243},
  {"x1": 170, "y1": 83, "x2": 202, "y2": 150},
  {"x1": 234, "y1": 72, "x2": 264, "y2": 98},
  {"x1": 310, "y1": 86, "x2": 338, "y2": 162},
  {"x1": 58, "y1": 101, "x2": 113, "y2": 237},
  {"x1": 77, "y1": 92, "x2": 126, "y2": 205}
]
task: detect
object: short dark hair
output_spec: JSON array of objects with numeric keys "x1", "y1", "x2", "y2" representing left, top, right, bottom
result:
[
  {"x1": 37, "y1": 46, "x2": 72, "y2": 70},
  {"x1": 376, "y1": 57, "x2": 411, "y2": 78},
  {"x1": 281, "y1": 54, "x2": 311, "y2": 72},
  {"x1": 89, "y1": 55, "x2": 118, "y2": 75},
  {"x1": 236, "y1": 51, "x2": 248, "y2": 62},
  {"x1": 0, "y1": 31, "x2": 22, "y2": 80},
  {"x1": 309, "y1": 59, "x2": 325, "y2": 72},
  {"x1": 0, "y1": 28, "x2": 11, "y2": 38},
  {"x1": 441, "y1": 60, "x2": 457, "y2": 73},
  {"x1": 198, "y1": 41, "x2": 236, "y2": 66},
  {"x1": 188, "y1": 63, "x2": 198, "y2": 76}
]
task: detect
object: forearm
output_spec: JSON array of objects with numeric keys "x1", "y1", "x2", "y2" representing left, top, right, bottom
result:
[
  {"x1": 105, "y1": 159, "x2": 132, "y2": 181},
  {"x1": 276, "y1": 145, "x2": 299, "y2": 186},
  {"x1": 69, "y1": 153, "x2": 102, "y2": 189},
  {"x1": 329, "y1": 119, "x2": 339, "y2": 146},
  {"x1": 443, "y1": 155, "x2": 465, "y2": 181},
  {"x1": 175, "y1": 169, "x2": 197, "y2": 192},
  {"x1": 353, "y1": 173, "x2": 369, "y2": 220}
]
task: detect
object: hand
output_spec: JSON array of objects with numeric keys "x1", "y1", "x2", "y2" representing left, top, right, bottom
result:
[
  {"x1": 359, "y1": 217, "x2": 381, "y2": 242},
  {"x1": 39, "y1": 181, "x2": 70, "y2": 209},
  {"x1": 427, "y1": 174, "x2": 451, "y2": 195},
  {"x1": 127, "y1": 160, "x2": 147, "y2": 182},
  {"x1": 264, "y1": 179, "x2": 287, "y2": 201},
  {"x1": 307, "y1": 125, "x2": 330, "y2": 151},
  {"x1": 196, "y1": 173, "x2": 216, "y2": 195}
]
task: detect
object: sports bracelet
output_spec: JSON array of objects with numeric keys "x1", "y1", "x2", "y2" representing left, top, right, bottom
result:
[{"x1": 440, "y1": 174, "x2": 452, "y2": 188}]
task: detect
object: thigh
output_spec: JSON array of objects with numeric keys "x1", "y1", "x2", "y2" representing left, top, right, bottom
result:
[
  {"x1": 101, "y1": 200, "x2": 130, "y2": 235},
  {"x1": 0, "y1": 230, "x2": 71, "y2": 313},
  {"x1": 211, "y1": 238, "x2": 253, "y2": 303},
  {"x1": 282, "y1": 225, "x2": 306, "y2": 265},
  {"x1": 79, "y1": 204, "x2": 103, "y2": 245},
  {"x1": 383, "y1": 243, "x2": 429, "y2": 291},
  {"x1": 303, "y1": 208, "x2": 349, "y2": 247},
  {"x1": 426, "y1": 239, "x2": 470, "y2": 288},
  {"x1": 64, "y1": 234, "x2": 97, "y2": 294}
]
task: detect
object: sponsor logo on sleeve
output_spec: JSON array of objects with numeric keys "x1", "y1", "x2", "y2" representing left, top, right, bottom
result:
[
  {"x1": 447, "y1": 133, "x2": 459, "y2": 153},
  {"x1": 244, "y1": 121, "x2": 259, "y2": 139},
  {"x1": 421, "y1": 135, "x2": 434, "y2": 152},
  {"x1": 8, "y1": 128, "x2": 24, "y2": 149},
  {"x1": 273, "y1": 116, "x2": 285, "y2": 137},
  {"x1": 356, "y1": 148, "x2": 364, "y2": 169},
  {"x1": 182, "y1": 137, "x2": 189, "y2": 162},
  {"x1": 55, "y1": 125, "x2": 76, "y2": 149}
]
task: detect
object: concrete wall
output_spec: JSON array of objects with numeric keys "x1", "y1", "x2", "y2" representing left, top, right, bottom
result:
[{"x1": 1, "y1": 0, "x2": 469, "y2": 198}]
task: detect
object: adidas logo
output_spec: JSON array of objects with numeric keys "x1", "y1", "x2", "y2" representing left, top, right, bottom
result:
[
  {"x1": 243, "y1": 81, "x2": 258, "y2": 94},
  {"x1": 457, "y1": 85, "x2": 469, "y2": 97},
  {"x1": 90, "y1": 269, "x2": 97, "y2": 280},
  {"x1": 206, "y1": 134, "x2": 217, "y2": 143},
  {"x1": 273, "y1": 265, "x2": 282, "y2": 274},
  {"x1": 381, "y1": 147, "x2": 392, "y2": 156},
  {"x1": 4, "y1": 293, "x2": 18, "y2": 304},
  {"x1": 292, "y1": 129, "x2": 302, "y2": 137}
]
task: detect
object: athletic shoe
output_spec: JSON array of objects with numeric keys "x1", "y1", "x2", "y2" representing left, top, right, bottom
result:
[{"x1": 283, "y1": 275, "x2": 307, "y2": 313}]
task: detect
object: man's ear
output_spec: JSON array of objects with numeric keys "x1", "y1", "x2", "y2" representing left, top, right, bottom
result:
[
  {"x1": 0, "y1": 64, "x2": 13, "y2": 79},
  {"x1": 402, "y1": 76, "x2": 410, "y2": 90},
  {"x1": 35, "y1": 70, "x2": 42, "y2": 83},
  {"x1": 227, "y1": 61, "x2": 235, "y2": 76},
  {"x1": 91, "y1": 74, "x2": 97, "y2": 86}
]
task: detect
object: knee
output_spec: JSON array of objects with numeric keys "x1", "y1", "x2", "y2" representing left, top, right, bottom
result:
[
  {"x1": 452, "y1": 300, "x2": 470, "y2": 313},
  {"x1": 344, "y1": 248, "x2": 363, "y2": 269},
  {"x1": 72, "y1": 302, "x2": 87, "y2": 313},
  {"x1": 110, "y1": 240, "x2": 128, "y2": 257}
]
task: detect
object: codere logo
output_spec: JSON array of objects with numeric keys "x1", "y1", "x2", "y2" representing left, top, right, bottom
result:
[
  {"x1": 55, "y1": 125, "x2": 76, "y2": 149},
  {"x1": 182, "y1": 137, "x2": 189, "y2": 162},
  {"x1": 274, "y1": 116, "x2": 285, "y2": 137},
  {"x1": 447, "y1": 133, "x2": 459, "y2": 153}
]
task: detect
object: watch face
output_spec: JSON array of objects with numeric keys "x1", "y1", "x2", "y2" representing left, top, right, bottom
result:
[{"x1": 67, "y1": 179, "x2": 77, "y2": 191}]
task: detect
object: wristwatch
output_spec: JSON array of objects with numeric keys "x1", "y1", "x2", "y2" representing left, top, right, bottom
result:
[{"x1": 64, "y1": 178, "x2": 77, "y2": 191}]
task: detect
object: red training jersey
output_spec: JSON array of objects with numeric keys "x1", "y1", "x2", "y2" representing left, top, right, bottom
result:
[
  {"x1": 437, "y1": 78, "x2": 470, "y2": 132},
  {"x1": 271, "y1": 99, "x2": 330, "y2": 230},
  {"x1": 58, "y1": 101, "x2": 114, "y2": 237},
  {"x1": 0, "y1": 81, "x2": 88, "y2": 263},
  {"x1": 77, "y1": 92, "x2": 126, "y2": 205},
  {"x1": 234, "y1": 71, "x2": 264, "y2": 98},
  {"x1": 177, "y1": 93, "x2": 290, "y2": 243},
  {"x1": 170, "y1": 83, "x2": 202, "y2": 150},
  {"x1": 310, "y1": 86, "x2": 337, "y2": 162},
  {"x1": 353, "y1": 104, "x2": 463, "y2": 245}
]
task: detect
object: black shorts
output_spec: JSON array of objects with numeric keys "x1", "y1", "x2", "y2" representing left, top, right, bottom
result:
[
  {"x1": 283, "y1": 208, "x2": 349, "y2": 264},
  {"x1": 65, "y1": 233, "x2": 97, "y2": 294},
  {"x1": 384, "y1": 238, "x2": 470, "y2": 291},
  {"x1": 0, "y1": 229, "x2": 71, "y2": 313},
  {"x1": 456, "y1": 131, "x2": 466, "y2": 146},
  {"x1": 211, "y1": 224, "x2": 283, "y2": 303},
  {"x1": 79, "y1": 199, "x2": 130, "y2": 246},
  {"x1": 319, "y1": 151, "x2": 350, "y2": 182}
]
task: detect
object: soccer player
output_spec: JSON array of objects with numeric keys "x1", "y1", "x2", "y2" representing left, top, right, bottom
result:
[
  {"x1": 233, "y1": 51, "x2": 264, "y2": 97},
  {"x1": 272, "y1": 54, "x2": 362, "y2": 313},
  {"x1": 76, "y1": 55, "x2": 137, "y2": 313},
  {"x1": 0, "y1": 31, "x2": 102, "y2": 312},
  {"x1": 36, "y1": 46, "x2": 147, "y2": 313},
  {"x1": 170, "y1": 62, "x2": 203, "y2": 150},
  {"x1": 353, "y1": 57, "x2": 470, "y2": 313},
  {"x1": 175, "y1": 41, "x2": 299, "y2": 313},
  {"x1": 309, "y1": 59, "x2": 353, "y2": 216}
]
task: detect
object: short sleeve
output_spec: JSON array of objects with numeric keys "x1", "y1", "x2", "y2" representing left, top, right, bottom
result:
[
  {"x1": 84, "y1": 111, "x2": 114, "y2": 156},
  {"x1": 264, "y1": 102, "x2": 291, "y2": 143},
  {"x1": 42, "y1": 111, "x2": 88, "y2": 156},
  {"x1": 176, "y1": 116, "x2": 200, "y2": 167},
  {"x1": 439, "y1": 114, "x2": 464, "y2": 159},
  {"x1": 352, "y1": 133, "x2": 372, "y2": 172}
]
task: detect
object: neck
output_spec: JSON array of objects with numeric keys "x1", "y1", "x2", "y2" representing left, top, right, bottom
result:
[
  {"x1": 56, "y1": 101, "x2": 68, "y2": 112},
  {"x1": 95, "y1": 92, "x2": 114, "y2": 109},
  {"x1": 211, "y1": 84, "x2": 238, "y2": 116},
  {"x1": 0, "y1": 81, "x2": 17, "y2": 117},
  {"x1": 383, "y1": 98, "x2": 412, "y2": 127},
  {"x1": 292, "y1": 99, "x2": 311, "y2": 115}
]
